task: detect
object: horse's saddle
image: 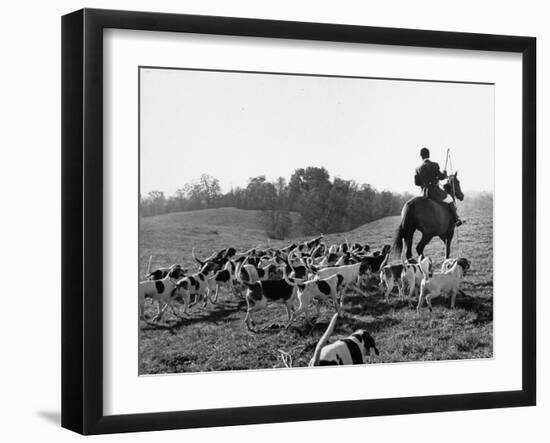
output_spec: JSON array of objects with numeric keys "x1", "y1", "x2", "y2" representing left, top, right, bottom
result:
[{"x1": 423, "y1": 184, "x2": 448, "y2": 203}]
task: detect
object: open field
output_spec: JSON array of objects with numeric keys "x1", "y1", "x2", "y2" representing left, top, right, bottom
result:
[{"x1": 139, "y1": 205, "x2": 493, "y2": 374}]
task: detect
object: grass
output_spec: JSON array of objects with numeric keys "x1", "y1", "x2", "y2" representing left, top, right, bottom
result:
[{"x1": 139, "y1": 205, "x2": 493, "y2": 374}]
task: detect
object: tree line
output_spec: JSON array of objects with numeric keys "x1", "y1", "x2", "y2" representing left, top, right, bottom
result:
[{"x1": 140, "y1": 167, "x2": 413, "y2": 239}]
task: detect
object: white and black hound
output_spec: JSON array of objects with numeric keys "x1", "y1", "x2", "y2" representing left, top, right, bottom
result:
[
  {"x1": 173, "y1": 270, "x2": 210, "y2": 314},
  {"x1": 309, "y1": 314, "x2": 380, "y2": 366},
  {"x1": 206, "y1": 260, "x2": 238, "y2": 303},
  {"x1": 417, "y1": 258, "x2": 471, "y2": 313},
  {"x1": 283, "y1": 272, "x2": 344, "y2": 325},
  {"x1": 146, "y1": 264, "x2": 187, "y2": 281},
  {"x1": 401, "y1": 256, "x2": 433, "y2": 299},
  {"x1": 379, "y1": 256, "x2": 432, "y2": 301},
  {"x1": 315, "y1": 261, "x2": 370, "y2": 306},
  {"x1": 242, "y1": 278, "x2": 299, "y2": 332},
  {"x1": 138, "y1": 266, "x2": 182, "y2": 322}
]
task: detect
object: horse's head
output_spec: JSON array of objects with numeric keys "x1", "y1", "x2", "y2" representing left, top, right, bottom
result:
[{"x1": 445, "y1": 171, "x2": 464, "y2": 201}]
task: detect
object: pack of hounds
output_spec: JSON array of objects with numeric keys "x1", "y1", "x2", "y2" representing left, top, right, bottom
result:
[{"x1": 139, "y1": 235, "x2": 471, "y2": 367}]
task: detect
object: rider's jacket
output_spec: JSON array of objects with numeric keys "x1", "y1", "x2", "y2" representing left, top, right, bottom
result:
[{"x1": 414, "y1": 159, "x2": 447, "y2": 202}]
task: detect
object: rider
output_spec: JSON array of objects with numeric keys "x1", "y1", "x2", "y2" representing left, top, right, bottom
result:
[{"x1": 414, "y1": 147, "x2": 463, "y2": 227}]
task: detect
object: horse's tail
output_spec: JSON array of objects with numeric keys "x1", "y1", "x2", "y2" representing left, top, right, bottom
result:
[
  {"x1": 392, "y1": 199, "x2": 415, "y2": 261},
  {"x1": 391, "y1": 223, "x2": 405, "y2": 260}
]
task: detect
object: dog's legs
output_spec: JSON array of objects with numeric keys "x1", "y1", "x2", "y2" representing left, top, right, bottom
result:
[
  {"x1": 338, "y1": 287, "x2": 346, "y2": 308},
  {"x1": 425, "y1": 293, "x2": 435, "y2": 312},
  {"x1": 168, "y1": 302, "x2": 184, "y2": 320},
  {"x1": 292, "y1": 295, "x2": 308, "y2": 325},
  {"x1": 417, "y1": 287, "x2": 426, "y2": 314},
  {"x1": 382, "y1": 276, "x2": 393, "y2": 301},
  {"x1": 244, "y1": 297, "x2": 255, "y2": 331},
  {"x1": 182, "y1": 293, "x2": 191, "y2": 315},
  {"x1": 350, "y1": 284, "x2": 367, "y2": 298},
  {"x1": 314, "y1": 300, "x2": 322, "y2": 319},
  {"x1": 152, "y1": 301, "x2": 167, "y2": 322},
  {"x1": 244, "y1": 297, "x2": 266, "y2": 332},
  {"x1": 332, "y1": 293, "x2": 341, "y2": 317},
  {"x1": 284, "y1": 300, "x2": 294, "y2": 328},
  {"x1": 397, "y1": 278, "x2": 404, "y2": 301},
  {"x1": 450, "y1": 289, "x2": 457, "y2": 309}
]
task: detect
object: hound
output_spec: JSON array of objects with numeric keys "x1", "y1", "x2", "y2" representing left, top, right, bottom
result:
[
  {"x1": 380, "y1": 256, "x2": 432, "y2": 301},
  {"x1": 379, "y1": 263, "x2": 406, "y2": 301},
  {"x1": 360, "y1": 245, "x2": 391, "y2": 274},
  {"x1": 191, "y1": 247, "x2": 227, "y2": 273},
  {"x1": 206, "y1": 260, "x2": 237, "y2": 303},
  {"x1": 242, "y1": 279, "x2": 299, "y2": 332},
  {"x1": 441, "y1": 258, "x2": 460, "y2": 272},
  {"x1": 146, "y1": 264, "x2": 187, "y2": 281},
  {"x1": 313, "y1": 252, "x2": 340, "y2": 269},
  {"x1": 315, "y1": 261, "x2": 370, "y2": 306},
  {"x1": 173, "y1": 271, "x2": 210, "y2": 314},
  {"x1": 138, "y1": 266, "x2": 182, "y2": 322},
  {"x1": 309, "y1": 313, "x2": 380, "y2": 366},
  {"x1": 417, "y1": 258, "x2": 471, "y2": 313},
  {"x1": 295, "y1": 234, "x2": 324, "y2": 255},
  {"x1": 401, "y1": 256, "x2": 433, "y2": 299},
  {"x1": 281, "y1": 251, "x2": 311, "y2": 280},
  {"x1": 284, "y1": 272, "x2": 344, "y2": 325},
  {"x1": 238, "y1": 261, "x2": 279, "y2": 284}
]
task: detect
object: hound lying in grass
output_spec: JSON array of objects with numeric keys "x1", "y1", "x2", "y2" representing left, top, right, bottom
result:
[
  {"x1": 309, "y1": 313, "x2": 379, "y2": 366},
  {"x1": 417, "y1": 258, "x2": 471, "y2": 313}
]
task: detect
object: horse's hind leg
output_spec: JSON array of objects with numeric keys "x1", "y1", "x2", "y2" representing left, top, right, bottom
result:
[
  {"x1": 416, "y1": 234, "x2": 433, "y2": 258},
  {"x1": 445, "y1": 236, "x2": 453, "y2": 259},
  {"x1": 404, "y1": 230, "x2": 414, "y2": 260}
]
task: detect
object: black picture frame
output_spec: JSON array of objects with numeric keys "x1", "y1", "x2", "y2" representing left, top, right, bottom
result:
[{"x1": 61, "y1": 8, "x2": 536, "y2": 435}]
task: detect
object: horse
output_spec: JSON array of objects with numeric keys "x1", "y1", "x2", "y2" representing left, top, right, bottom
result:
[{"x1": 392, "y1": 172, "x2": 464, "y2": 260}]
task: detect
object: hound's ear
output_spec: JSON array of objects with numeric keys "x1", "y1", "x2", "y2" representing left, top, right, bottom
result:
[{"x1": 154, "y1": 281, "x2": 165, "y2": 293}]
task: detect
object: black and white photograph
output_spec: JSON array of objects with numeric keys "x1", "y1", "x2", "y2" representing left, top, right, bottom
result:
[{"x1": 138, "y1": 67, "x2": 494, "y2": 374}]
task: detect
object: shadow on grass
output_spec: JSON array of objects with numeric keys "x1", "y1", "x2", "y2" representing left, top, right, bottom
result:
[
  {"x1": 345, "y1": 291, "x2": 396, "y2": 316},
  {"x1": 299, "y1": 310, "x2": 401, "y2": 339},
  {"x1": 419, "y1": 290, "x2": 493, "y2": 324},
  {"x1": 141, "y1": 299, "x2": 247, "y2": 331}
]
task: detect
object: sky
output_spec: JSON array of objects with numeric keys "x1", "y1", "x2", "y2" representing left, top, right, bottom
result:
[{"x1": 140, "y1": 67, "x2": 494, "y2": 197}]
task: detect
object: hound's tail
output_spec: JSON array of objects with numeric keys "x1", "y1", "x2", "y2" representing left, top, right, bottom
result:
[
  {"x1": 191, "y1": 248, "x2": 205, "y2": 267},
  {"x1": 309, "y1": 313, "x2": 339, "y2": 367},
  {"x1": 282, "y1": 267, "x2": 299, "y2": 287}
]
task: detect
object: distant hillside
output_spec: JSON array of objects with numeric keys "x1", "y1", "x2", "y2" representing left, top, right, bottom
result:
[
  {"x1": 140, "y1": 203, "x2": 491, "y2": 275},
  {"x1": 140, "y1": 207, "x2": 303, "y2": 272}
]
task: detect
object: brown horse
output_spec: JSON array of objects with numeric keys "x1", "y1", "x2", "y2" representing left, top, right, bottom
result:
[{"x1": 392, "y1": 173, "x2": 464, "y2": 260}]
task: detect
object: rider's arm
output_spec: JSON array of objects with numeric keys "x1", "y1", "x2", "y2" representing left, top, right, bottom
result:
[
  {"x1": 435, "y1": 163, "x2": 447, "y2": 180},
  {"x1": 414, "y1": 172, "x2": 422, "y2": 186}
]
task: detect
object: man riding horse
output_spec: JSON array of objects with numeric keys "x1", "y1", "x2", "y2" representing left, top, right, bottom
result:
[
  {"x1": 414, "y1": 147, "x2": 463, "y2": 227},
  {"x1": 392, "y1": 148, "x2": 465, "y2": 260}
]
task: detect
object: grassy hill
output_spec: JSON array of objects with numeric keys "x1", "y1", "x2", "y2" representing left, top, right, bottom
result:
[
  {"x1": 140, "y1": 207, "x2": 304, "y2": 274},
  {"x1": 139, "y1": 205, "x2": 493, "y2": 374}
]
